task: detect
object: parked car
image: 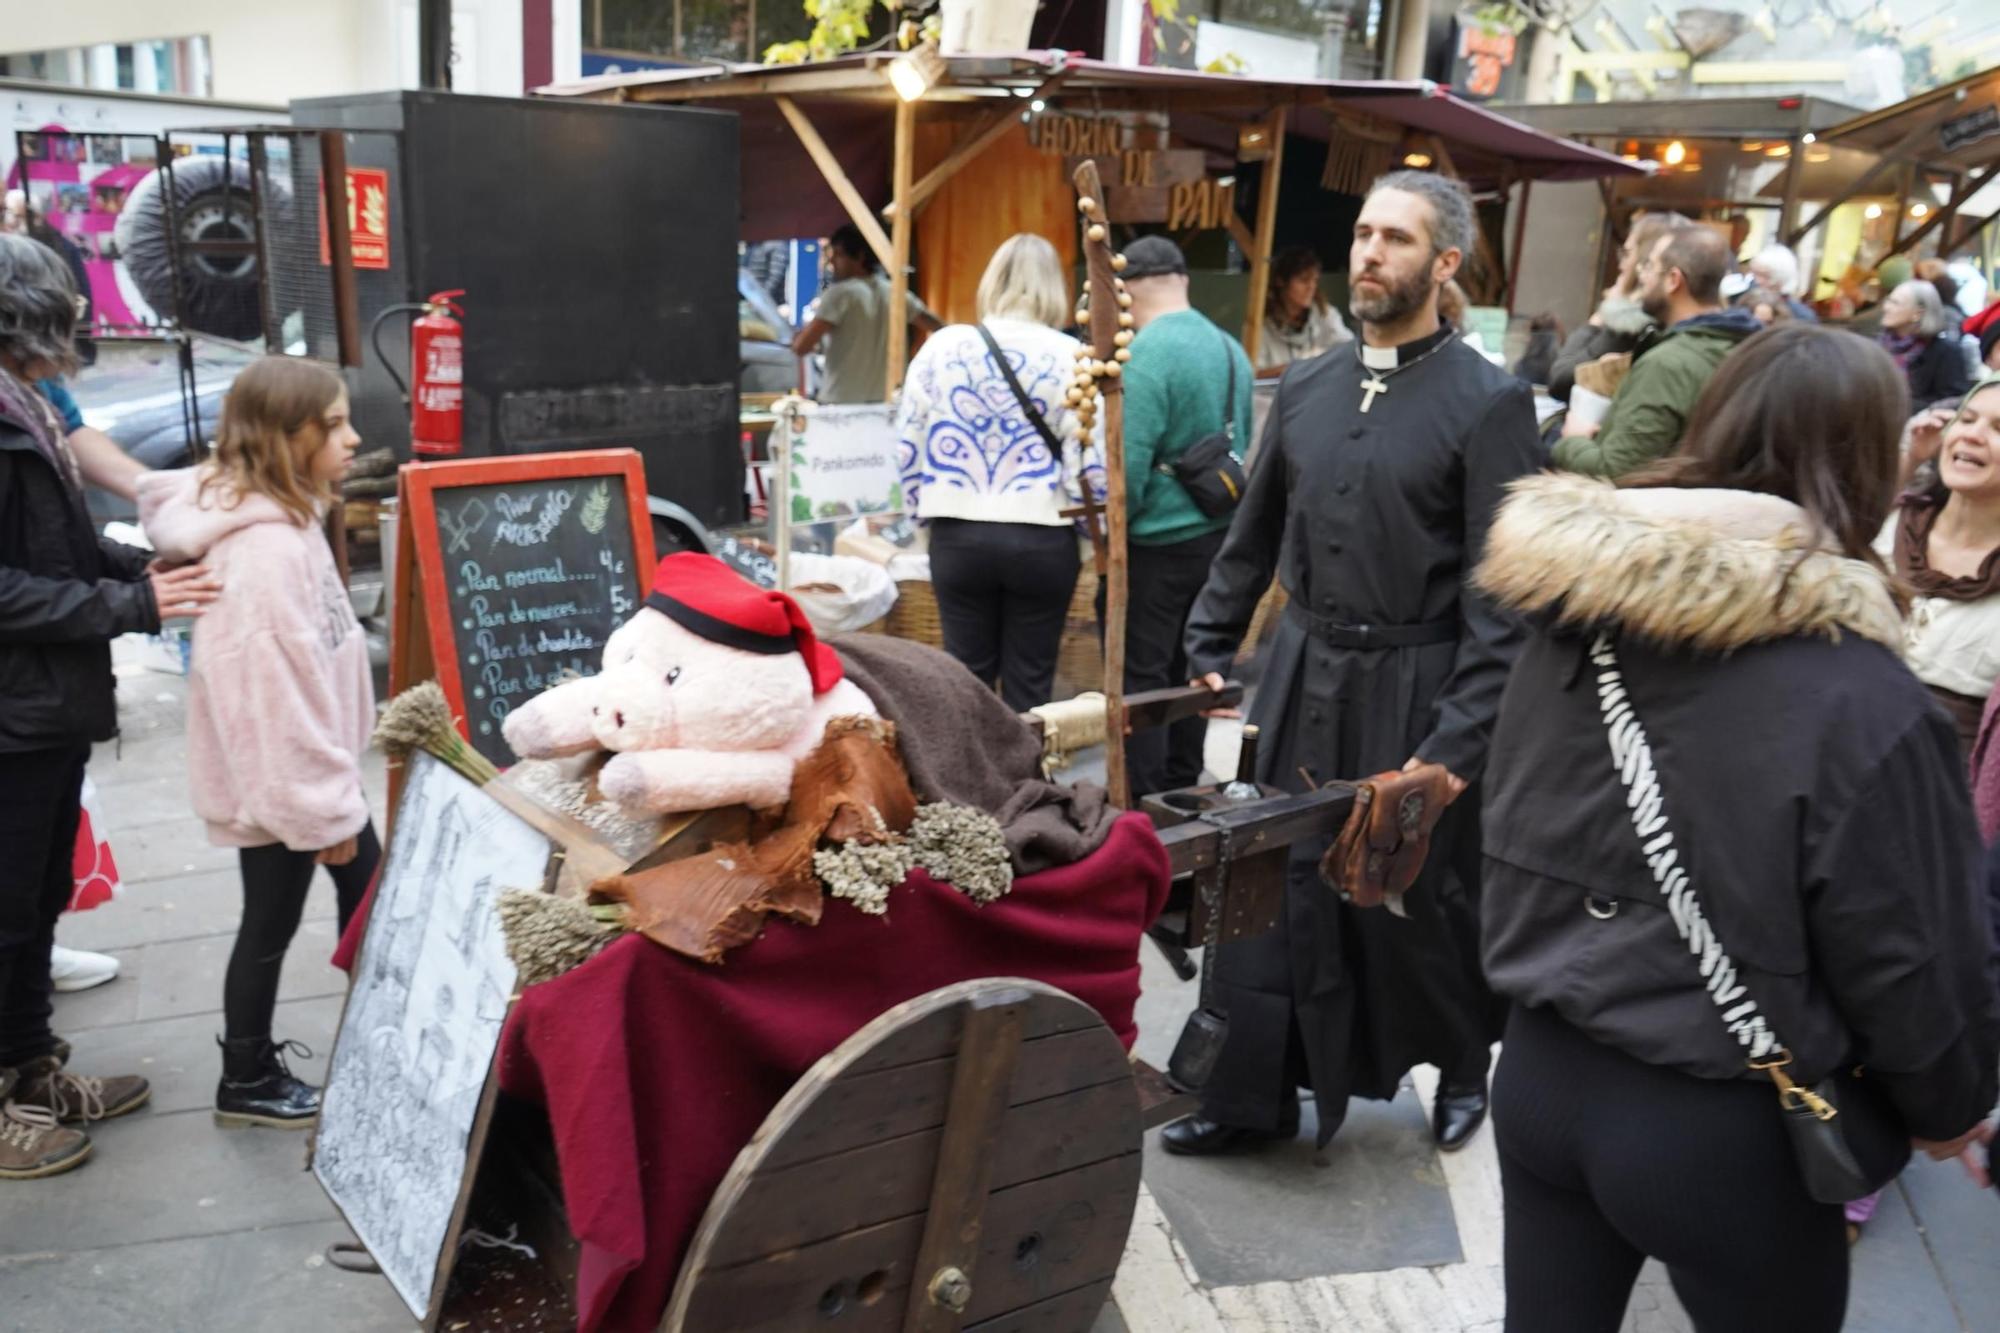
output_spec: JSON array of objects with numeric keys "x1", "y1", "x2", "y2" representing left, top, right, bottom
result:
[{"x1": 740, "y1": 271, "x2": 799, "y2": 395}]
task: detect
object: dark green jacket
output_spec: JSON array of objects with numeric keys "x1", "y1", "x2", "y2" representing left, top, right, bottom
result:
[
  {"x1": 1553, "y1": 308, "x2": 1761, "y2": 478},
  {"x1": 1121, "y1": 310, "x2": 1255, "y2": 546}
]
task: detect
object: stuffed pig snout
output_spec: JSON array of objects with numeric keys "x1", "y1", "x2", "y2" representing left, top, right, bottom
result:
[{"x1": 587, "y1": 631, "x2": 815, "y2": 755}]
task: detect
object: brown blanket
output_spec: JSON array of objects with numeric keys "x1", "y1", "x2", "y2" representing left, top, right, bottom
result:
[{"x1": 833, "y1": 634, "x2": 1119, "y2": 876}]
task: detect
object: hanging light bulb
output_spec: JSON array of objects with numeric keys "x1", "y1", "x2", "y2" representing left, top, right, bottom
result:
[
  {"x1": 1864, "y1": 203, "x2": 1884, "y2": 219},
  {"x1": 1663, "y1": 140, "x2": 1687, "y2": 166}
]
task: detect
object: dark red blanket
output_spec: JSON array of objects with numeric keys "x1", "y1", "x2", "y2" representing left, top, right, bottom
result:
[{"x1": 492, "y1": 811, "x2": 1168, "y2": 1332}]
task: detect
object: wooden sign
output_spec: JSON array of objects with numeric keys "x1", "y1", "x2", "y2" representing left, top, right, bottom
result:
[
  {"x1": 390, "y1": 450, "x2": 657, "y2": 769},
  {"x1": 1167, "y1": 177, "x2": 1239, "y2": 231},
  {"x1": 314, "y1": 751, "x2": 557, "y2": 1325},
  {"x1": 1067, "y1": 150, "x2": 1207, "y2": 223}
]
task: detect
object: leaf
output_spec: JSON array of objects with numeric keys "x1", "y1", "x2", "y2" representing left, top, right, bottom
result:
[
  {"x1": 793, "y1": 495, "x2": 815, "y2": 523},
  {"x1": 579, "y1": 481, "x2": 610, "y2": 535}
]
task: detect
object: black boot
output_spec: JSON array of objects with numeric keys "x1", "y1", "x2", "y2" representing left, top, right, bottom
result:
[{"x1": 215, "y1": 1037, "x2": 320, "y2": 1130}]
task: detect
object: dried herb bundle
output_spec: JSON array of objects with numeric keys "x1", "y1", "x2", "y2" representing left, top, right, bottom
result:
[{"x1": 373, "y1": 680, "x2": 500, "y2": 787}]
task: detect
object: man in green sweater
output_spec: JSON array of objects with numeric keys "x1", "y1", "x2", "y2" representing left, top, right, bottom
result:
[
  {"x1": 1111, "y1": 236, "x2": 1254, "y2": 796},
  {"x1": 1552, "y1": 225, "x2": 1758, "y2": 477}
]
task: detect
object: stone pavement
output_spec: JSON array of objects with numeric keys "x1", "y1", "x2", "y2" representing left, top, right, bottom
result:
[{"x1": 0, "y1": 660, "x2": 1992, "y2": 1331}]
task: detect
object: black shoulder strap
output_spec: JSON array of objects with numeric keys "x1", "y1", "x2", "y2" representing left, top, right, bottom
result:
[
  {"x1": 976, "y1": 323, "x2": 1064, "y2": 457},
  {"x1": 1216, "y1": 322, "x2": 1239, "y2": 442}
]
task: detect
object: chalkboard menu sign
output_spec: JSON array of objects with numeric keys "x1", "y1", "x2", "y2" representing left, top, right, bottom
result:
[{"x1": 391, "y1": 450, "x2": 656, "y2": 768}]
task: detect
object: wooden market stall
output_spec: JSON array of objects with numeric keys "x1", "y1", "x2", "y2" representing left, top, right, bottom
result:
[{"x1": 537, "y1": 50, "x2": 1640, "y2": 388}]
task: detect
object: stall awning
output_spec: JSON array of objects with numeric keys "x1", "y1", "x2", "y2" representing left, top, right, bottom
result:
[{"x1": 539, "y1": 51, "x2": 1640, "y2": 241}]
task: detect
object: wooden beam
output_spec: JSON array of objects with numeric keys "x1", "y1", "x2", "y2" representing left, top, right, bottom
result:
[
  {"x1": 1240, "y1": 106, "x2": 1286, "y2": 364},
  {"x1": 1560, "y1": 49, "x2": 1689, "y2": 72},
  {"x1": 885, "y1": 70, "x2": 1071, "y2": 219},
  {"x1": 1880, "y1": 160, "x2": 2000, "y2": 263},
  {"x1": 1223, "y1": 210, "x2": 1260, "y2": 265},
  {"x1": 774, "y1": 95, "x2": 893, "y2": 270},
  {"x1": 886, "y1": 97, "x2": 917, "y2": 402},
  {"x1": 1889, "y1": 159, "x2": 1919, "y2": 253},
  {"x1": 1506, "y1": 176, "x2": 1532, "y2": 314},
  {"x1": 1783, "y1": 100, "x2": 1969, "y2": 248},
  {"x1": 1689, "y1": 59, "x2": 1850, "y2": 84},
  {"x1": 628, "y1": 64, "x2": 892, "y2": 102}
]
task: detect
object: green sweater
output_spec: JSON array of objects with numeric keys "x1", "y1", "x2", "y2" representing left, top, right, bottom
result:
[
  {"x1": 1552, "y1": 313, "x2": 1757, "y2": 478},
  {"x1": 1121, "y1": 310, "x2": 1255, "y2": 546}
]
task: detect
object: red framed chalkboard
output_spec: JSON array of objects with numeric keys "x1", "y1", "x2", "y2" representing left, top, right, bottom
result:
[{"x1": 390, "y1": 450, "x2": 657, "y2": 771}]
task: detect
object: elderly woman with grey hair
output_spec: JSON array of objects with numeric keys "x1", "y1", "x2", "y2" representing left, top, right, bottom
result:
[
  {"x1": 0, "y1": 233, "x2": 221, "y2": 1181},
  {"x1": 1881, "y1": 278, "x2": 1973, "y2": 411}
]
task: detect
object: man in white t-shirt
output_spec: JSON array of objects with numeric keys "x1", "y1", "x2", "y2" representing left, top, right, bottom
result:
[{"x1": 792, "y1": 223, "x2": 938, "y2": 405}]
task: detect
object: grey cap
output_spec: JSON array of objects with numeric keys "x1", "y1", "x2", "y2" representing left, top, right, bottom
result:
[{"x1": 1121, "y1": 235, "x2": 1187, "y2": 280}]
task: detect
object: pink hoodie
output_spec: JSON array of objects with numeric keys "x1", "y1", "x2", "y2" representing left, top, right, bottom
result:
[{"x1": 138, "y1": 468, "x2": 373, "y2": 852}]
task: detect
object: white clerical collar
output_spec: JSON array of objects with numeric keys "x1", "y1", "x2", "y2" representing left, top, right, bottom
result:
[{"x1": 1358, "y1": 324, "x2": 1457, "y2": 371}]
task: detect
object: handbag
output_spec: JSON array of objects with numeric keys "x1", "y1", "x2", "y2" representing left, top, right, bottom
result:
[
  {"x1": 1159, "y1": 329, "x2": 1247, "y2": 519},
  {"x1": 1316, "y1": 765, "x2": 1456, "y2": 918},
  {"x1": 1586, "y1": 631, "x2": 1909, "y2": 1205},
  {"x1": 975, "y1": 323, "x2": 1065, "y2": 461}
]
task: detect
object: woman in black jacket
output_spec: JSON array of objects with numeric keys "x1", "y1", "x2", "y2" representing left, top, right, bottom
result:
[
  {"x1": 1476, "y1": 324, "x2": 1999, "y2": 1332},
  {"x1": 1880, "y1": 278, "x2": 1973, "y2": 412},
  {"x1": 0, "y1": 234, "x2": 219, "y2": 1180}
]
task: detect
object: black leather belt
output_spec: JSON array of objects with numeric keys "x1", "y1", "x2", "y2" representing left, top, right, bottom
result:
[{"x1": 1286, "y1": 601, "x2": 1457, "y2": 648}]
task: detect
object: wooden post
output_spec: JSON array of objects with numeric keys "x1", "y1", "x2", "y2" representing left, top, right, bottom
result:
[
  {"x1": 319, "y1": 130, "x2": 362, "y2": 369},
  {"x1": 1776, "y1": 134, "x2": 1805, "y2": 243},
  {"x1": 1240, "y1": 105, "x2": 1287, "y2": 365},
  {"x1": 1506, "y1": 176, "x2": 1532, "y2": 314},
  {"x1": 887, "y1": 98, "x2": 917, "y2": 402},
  {"x1": 885, "y1": 69, "x2": 1072, "y2": 220},
  {"x1": 1074, "y1": 161, "x2": 1131, "y2": 808}
]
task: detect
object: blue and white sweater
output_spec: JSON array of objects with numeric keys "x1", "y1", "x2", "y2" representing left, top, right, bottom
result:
[{"x1": 895, "y1": 318, "x2": 1103, "y2": 526}]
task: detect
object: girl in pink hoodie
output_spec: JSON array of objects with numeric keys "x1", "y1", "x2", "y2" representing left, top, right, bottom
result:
[{"x1": 138, "y1": 357, "x2": 372, "y2": 1130}]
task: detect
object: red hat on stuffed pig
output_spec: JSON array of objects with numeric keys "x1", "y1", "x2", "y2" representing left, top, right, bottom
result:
[{"x1": 643, "y1": 552, "x2": 844, "y2": 695}]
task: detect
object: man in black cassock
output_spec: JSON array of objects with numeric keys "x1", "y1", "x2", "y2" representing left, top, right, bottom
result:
[{"x1": 1161, "y1": 170, "x2": 1541, "y2": 1156}]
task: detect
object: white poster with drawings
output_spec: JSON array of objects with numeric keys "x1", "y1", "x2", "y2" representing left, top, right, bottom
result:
[{"x1": 313, "y1": 751, "x2": 553, "y2": 1319}]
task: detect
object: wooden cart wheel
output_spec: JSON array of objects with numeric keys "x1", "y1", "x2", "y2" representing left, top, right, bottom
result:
[{"x1": 662, "y1": 978, "x2": 1143, "y2": 1333}]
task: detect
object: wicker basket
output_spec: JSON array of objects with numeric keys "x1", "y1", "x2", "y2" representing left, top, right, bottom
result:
[
  {"x1": 882, "y1": 576, "x2": 946, "y2": 649},
  {"x1": 1052, "y1": 571, "x2": 1104, "y2": 699}
]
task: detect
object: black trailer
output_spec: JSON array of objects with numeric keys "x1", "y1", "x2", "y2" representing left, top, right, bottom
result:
[{"x1": 288, "y1": 90, "x2": 745, "y2": 547}]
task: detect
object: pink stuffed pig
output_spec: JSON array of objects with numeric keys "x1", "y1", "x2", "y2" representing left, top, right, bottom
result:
[{"x1": 501, "y1": 553, "x2": 876, "y2": 814}]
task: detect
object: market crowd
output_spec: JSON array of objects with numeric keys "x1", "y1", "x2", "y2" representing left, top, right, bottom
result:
[
  {"x1": 4, "y1": 154, "x2": 2000, "y2": 1333},
  {"x1": 825, "y1": 171, "x2": 2000, "y2": 1330}
]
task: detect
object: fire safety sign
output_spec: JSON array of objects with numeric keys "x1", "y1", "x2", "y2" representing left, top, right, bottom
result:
[{"x1": 320, "y1": 167, "x2": 391, "y2": 270}]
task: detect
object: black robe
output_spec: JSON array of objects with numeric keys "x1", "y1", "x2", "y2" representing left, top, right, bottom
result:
[{"x1": 1182, "y1": 327, "x2": 1542, "y2": 1144}]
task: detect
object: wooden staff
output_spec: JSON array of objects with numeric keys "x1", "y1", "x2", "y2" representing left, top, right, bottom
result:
[{"x1": 1071, "y1": 161, "x2": 1135, "y2": 808}]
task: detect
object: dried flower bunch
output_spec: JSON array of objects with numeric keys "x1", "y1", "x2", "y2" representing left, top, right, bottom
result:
[
  {"x1": 496, "y1": 888, "x2": 620, "y2": 988},
  {"x1": 373, "y1": 681, "x2": 500, "y2": 787}
]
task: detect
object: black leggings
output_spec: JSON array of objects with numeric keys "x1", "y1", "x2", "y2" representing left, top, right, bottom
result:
[
  {"x1": 928, "y1": 518, "x2": 1081, "y2": 709},
  {"x1": 223, "y1": 823, "x2": 380, "y2": 1042},
  {"x1": 1494, "y1": 1003, "x2": 1847, "y2": 1333}
]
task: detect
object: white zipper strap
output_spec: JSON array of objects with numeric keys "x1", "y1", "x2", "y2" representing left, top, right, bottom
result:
[{"x1": 1588, "y1": 631, "x2": 1783, "y2": 1062}]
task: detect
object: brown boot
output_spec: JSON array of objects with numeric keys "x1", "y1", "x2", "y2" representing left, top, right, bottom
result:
[
  {"x1": 11, "y1": 1047, "x2": 150, "y2": 1124},
  {"x1": 0, "y1": 1069, "x2": 91, "y2": 1180}
]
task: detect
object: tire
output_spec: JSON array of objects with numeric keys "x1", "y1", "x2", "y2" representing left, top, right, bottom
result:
[{"x1": 115, "y1": 156, "x2": 287, "y2": 342}]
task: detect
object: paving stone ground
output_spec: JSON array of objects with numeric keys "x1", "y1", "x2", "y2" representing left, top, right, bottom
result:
[{"x1": 0, "y1": 655, "x2": 1989, "y2": 1331}]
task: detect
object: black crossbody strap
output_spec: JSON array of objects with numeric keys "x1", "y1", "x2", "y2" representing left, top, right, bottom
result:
[
  {"x1": 1220, "y1": 326, "x2": 1238, "y2": 441},
  {"x1": 975, "y1": 323, "x2": 1064, "y2": 458}
]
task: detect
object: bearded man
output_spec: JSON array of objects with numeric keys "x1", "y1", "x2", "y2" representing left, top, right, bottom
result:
[{"x1": 1162, "y1": 171, "x2": 1541, "y2": 1157}]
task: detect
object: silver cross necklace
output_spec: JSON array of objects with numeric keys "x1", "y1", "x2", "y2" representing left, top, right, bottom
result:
[{"x1": 1356, "y1": 330, "x2": 1458, "y2": 413}]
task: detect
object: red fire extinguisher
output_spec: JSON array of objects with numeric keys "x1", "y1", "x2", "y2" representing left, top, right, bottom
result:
[{"x1": 370, "y1": 289, "x2": 466, "y2": 458}]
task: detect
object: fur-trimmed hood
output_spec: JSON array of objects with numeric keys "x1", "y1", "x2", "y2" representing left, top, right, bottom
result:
[{"x1": 1476, "y1": 473, "x2": 1903, "y2": 653}]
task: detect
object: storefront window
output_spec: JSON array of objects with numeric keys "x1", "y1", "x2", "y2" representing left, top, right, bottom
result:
[{"x1": 1200, "y1": 0, "x2": 1386, "y2": 78}]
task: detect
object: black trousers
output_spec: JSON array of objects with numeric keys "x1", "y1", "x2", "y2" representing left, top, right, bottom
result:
[
  {"x1": 1495, "y1": 1003, "x2": 1848, "y2": 1333},
  {"x1": 928, "y1": 518, "x2": 1080, "y2": 709},
  {"x1": 0, "y1": 745, "x2": 89, "y2": 1068},
  {"x1": 223, "y1": 823, "x2": 380, "y2": 1042},
  {"x1": 1102, "y1": 528, "x2": 1228, "y2": 799}
]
